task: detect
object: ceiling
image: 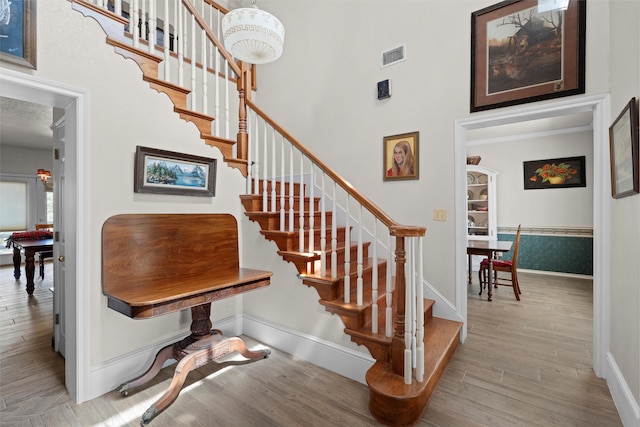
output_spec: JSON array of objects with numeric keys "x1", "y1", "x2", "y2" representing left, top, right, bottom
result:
[{"x1": 0, "y1": 97, "x2": 54, "y2": 150}]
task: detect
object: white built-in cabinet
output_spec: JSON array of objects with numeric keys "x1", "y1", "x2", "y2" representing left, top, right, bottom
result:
[{"x1": 466, "y1": 165, "x2": 498, "y2": 241}]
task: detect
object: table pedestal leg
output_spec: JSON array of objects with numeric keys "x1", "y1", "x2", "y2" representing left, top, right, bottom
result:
[
  {"x1": 487, "y1": 259, "x2": 493, "y2": 301},
  {"x1": 24, "y1": 249, "x2": 36, "y2": 295},
  {"x1": 116, "y1": 303, "x2": 270, "y2": 426},
  {"x1": 13, "y1": 247, "x2": 21, "y2": 280}
]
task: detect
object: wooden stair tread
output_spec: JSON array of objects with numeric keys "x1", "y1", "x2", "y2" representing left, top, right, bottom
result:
[
  {"x1": 366, "y1": 316, "x2": 462, "y2": 425},
  {"x1": 367, "y1": 317, "x2": 461, "y2": 394}
]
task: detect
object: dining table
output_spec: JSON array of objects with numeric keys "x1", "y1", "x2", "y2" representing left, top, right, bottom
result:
[
  {"x1": 12, "y1": 239, "x2": 55, "y2": 296},
  {"x1": 467, "y1": 239, "x2": 513, "y2": 301}
]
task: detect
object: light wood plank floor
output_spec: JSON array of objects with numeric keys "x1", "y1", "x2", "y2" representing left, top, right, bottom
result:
[{"x1": 0, "y1": 263, "x2": 622, "y2": 426}]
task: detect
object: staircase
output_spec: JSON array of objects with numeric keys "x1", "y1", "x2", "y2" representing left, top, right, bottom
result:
[
  {"x1": 70, "y1": 0, "x2": 462, "y2": 425},
  {"x1": 241, "y1": 186, "x2": 463, "y2": 426}
]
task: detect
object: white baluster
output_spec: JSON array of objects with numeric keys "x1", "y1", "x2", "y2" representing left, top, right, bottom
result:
[
  {"x1": 356, "y1": 204, "x2": 363, "y2": 306},
  {"x1": 213, "y1": 45, "x2": 220, "y2": 136},
  {"x1": 404, "y1": 237, "x2": 414, "y2": 385},
  {"x1": 308, "y1": 164, "x2": 314, "y2": 254},
  {"x1": 331, "y1": 182, "x2": 337, "y2": 279},
  {"x1": 163, "y1": 0, "x2": 170, "y2": 80},
  {"x1": 320, "y1": 172, "x2": 326, "y2": 277},
  {"x1": 132, "y1": 0, "x2": 139, "y2": 48},
  {"x1": 262, "y1": 121, "x2": 268, "y2": 212},
  {"x1": 298, "y1": 155, "x2": 305, "y2": 253},
  {"x1": 253, "y1": 115, "x2": 260, "y2": 195},
  {"x1": 271, "y1": 128, "x2": 276, "y2": 212},
  {"x1": 416, "y1": 236, "x2": 425, "y2": 382},
  {"x1": 201, "y1": 26, "x2": 208, "y2": 115},
  {"x1": 371, "y1": 220, "x2": 378, "y2": 334},
  {"x1": 410, "y1": 238, "x2": 417, "y2": 369},
  {"x1": 140, "y1": 0, "x2": 145, "y2": 45},
  {"x1": 343, "y1": 196, "x2": 350, "y2": 304},
  {"x1": 190, "y1": 13, "x2": 197, "y2": 110},
  {"x1": 148, "y1": 0, "x2": 156, "y2": 52},
  {"x1": 224, "y1": 58, "x2": 230, "y2": 139},
  {"x1": 177, "y1": 2, "x2": 184, "y2": 87},
  {"x1": 246, "y1": 110, "x2": 252, "y2": 194},
  {"x1": 386, "y1": 233, "x2": 393, "y2": 337},
  {"x1": 288, "y1": 146, "x2": 294, "y2": 233},
  {"x1": 279, "y1": 134, "x2": 285, "y2": 231},
  {"x1": 115, "y1": 0, "x2": 122, "y2": 16}
]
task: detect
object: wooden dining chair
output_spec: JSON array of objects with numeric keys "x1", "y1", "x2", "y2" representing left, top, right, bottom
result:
[
  {"x1": 479, "y1": 224, "x2": 522, "y2": 301},
  {"x1": 35, "y1": 224, "x2": 54, "y2": 279}
]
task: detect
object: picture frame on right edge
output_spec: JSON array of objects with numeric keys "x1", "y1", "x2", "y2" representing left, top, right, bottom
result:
[{"x1": 609, "y1": 98, "x2": 640, "y2": 199}]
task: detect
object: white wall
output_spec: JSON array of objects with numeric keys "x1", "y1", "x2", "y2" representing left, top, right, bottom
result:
[
  {"x1": 0, "y1": 145, "x2": 53, "y2": 175},
  {"x1": 467, "y1": 130, "x2": 593, "y2": 228},
  {"x1": 255, "y1": 0, "x2": 638, "y2": 421},
  {"x1": 608, "y1": 0, "x2": 640, "y2": 413}
]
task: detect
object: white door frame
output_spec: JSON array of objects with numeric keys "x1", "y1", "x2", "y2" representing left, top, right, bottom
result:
[
  {"x1": 454, "y1": 94, "x2": 611, "y2": 378},
  {"x1": 0, "y1": 68, "x2": 91, "y2": 403}
]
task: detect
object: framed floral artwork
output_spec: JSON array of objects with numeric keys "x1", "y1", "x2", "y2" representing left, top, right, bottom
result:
[{"x1": 523, "y1": 156, "x2": 586, "y2": 190}]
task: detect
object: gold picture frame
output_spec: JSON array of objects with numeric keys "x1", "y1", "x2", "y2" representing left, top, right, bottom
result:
[{"x1": 383, "y1": 131, "x2": 419, "y2": 181}]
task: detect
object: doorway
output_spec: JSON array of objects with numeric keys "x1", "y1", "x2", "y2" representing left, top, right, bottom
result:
[
  {"x1": 0, "y1": 68, "x2": 90, "y2": 403},
  {"x1": 454, "y1": 94, "x2": 611, "y2": 378}
]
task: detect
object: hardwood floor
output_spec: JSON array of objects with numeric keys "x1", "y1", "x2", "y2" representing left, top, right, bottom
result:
[{"x1": 0, "y1": 264, "x2": 622, "y2": 426}]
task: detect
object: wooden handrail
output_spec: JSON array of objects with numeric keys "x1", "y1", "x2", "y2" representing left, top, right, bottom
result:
[
  {"x1": 181, "y1": 0, "x2": 242, "y2": 78},
  {"x1": 203, "y1": 0, "x2": 229, "y2": 14},
  {"x1": 245, "y1": 98, "x2": 426, "y2": 237}
]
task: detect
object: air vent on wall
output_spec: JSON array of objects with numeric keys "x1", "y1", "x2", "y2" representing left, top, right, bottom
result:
[{"x1": 381, "y1": 45, "x2": 406, "y2": 68}]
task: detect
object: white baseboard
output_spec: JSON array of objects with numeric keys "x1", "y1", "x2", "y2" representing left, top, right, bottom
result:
[
  {"x1": 88, "y1": 313, "x2": 374, "y2": 400},
  {"x1": 606, "y1": 352, "x2": 640, "y2": 427},
  {"x1": 241, "y1": 314, "x2": 375, "y2": 384}
]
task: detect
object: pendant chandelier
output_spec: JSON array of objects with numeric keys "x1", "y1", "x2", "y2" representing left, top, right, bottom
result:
[{"x1": 221, "y1": 1, "x2": 285, "y2": 65}]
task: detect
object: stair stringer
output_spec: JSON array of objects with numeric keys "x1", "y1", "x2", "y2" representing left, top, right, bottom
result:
[{"x1": 70, "y1": 0, "x2": 249, "y2": 176}]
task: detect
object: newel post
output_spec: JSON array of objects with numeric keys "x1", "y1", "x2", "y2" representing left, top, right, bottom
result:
[
  {"x1": 391, "y1": 235, "x2": 407, "y2": 376},
  {"x1": 236, "y1": 61, "x2": 252, "y2": 161}
]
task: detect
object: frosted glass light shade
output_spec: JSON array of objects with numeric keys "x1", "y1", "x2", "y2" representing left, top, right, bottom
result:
[{"x1": 222, "y1": 7, "x2": 285, "y2": 65}]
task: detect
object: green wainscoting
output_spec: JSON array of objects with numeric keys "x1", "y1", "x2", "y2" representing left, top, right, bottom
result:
[{"x1": 497, "y1": 229, "x2": 593, "y2": 276}]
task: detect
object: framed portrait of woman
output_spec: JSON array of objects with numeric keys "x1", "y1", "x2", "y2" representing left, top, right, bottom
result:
[{"x1": 383, "y1": 131, "x2": 419, "y2": 181}]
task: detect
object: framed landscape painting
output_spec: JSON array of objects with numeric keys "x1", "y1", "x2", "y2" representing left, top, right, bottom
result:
[
  {"x1": 470, "y1": 0, "x2": 586, "y2": 112},
  {"x1": 134, "y1": 146, "x2": 217, "y2": 197},
  {"x1": 609, "y1": 98, "x2": 639, "y2": 199},
  {"x1": 0, "y1": 0, "x2": 37, "y2": 69}
]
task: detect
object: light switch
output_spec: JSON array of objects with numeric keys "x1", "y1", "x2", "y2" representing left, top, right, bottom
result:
[{"x1": 433, "y1": 209, "x2": 447, "y2": 221}]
